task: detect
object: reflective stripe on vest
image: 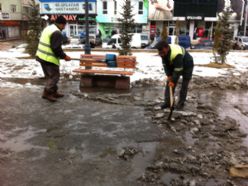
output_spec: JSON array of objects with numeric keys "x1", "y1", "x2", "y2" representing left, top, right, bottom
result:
[
  {"x1": 36, "y1": 24, "x2": 60, "y2": 65},
  {"x1": 169, "y1": 44, "x2": 185, "y2": 65}
]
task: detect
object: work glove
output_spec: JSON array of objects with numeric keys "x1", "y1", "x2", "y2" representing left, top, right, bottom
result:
[
  {"x1": 167, "y1": 76, "x2": 172, "y2": 82},
  {"x1": 64, "y1": 55, "x2": 71, "y2": 61},
  {"x1": 168, "y1": 81, "x2": 175, "y2": 87}
]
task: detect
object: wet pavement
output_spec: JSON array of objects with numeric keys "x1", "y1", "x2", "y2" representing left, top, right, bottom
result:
[
  {"x1": 0, "y1": 80, "x2": 162, "y2": 186},
  {"x1": 0, "y1": 78, "x2": 248, "y2": 185}
]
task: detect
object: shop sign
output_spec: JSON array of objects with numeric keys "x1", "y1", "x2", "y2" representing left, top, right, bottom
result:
[
  {"x1": 40, "y1": 2, "x2": 96, "y2": 14},
  {"x1": 46, "y1": 14, "x2": 96, "y2": 22},
  {"x1": 2, "y1": 13, "x2": 10, "y2": 19},
  {"x1": 186, "y1": 16, "x2": 202, "y2": 20},
  {"x1": 0, "y1": 21, "x2": 20, "y2": 26}
]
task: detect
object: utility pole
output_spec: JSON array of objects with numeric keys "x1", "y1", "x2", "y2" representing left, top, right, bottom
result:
[
  {"x1": 244, "y1": 0, "x2": 248, "y2": 36},
  {"x1": 84, "y1": 0, "x2": 91, "y2": 54}
]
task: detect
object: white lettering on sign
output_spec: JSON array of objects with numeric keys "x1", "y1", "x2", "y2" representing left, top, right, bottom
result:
[
  {"x1": 2, "y1": 13, "x2": 9, "y2": 19},
  {"x1": 50, "y1": 15, "x2": 77, "y2": 21},
  {"x1": 40, "y1": 2, "x2": 96, "y2": 14},
  {"x1": 186, "y1": 16, "x2": 202, "y2": 20},
  {"x1": 54, "y1": 3, "x2": 79, "y2": 12}
]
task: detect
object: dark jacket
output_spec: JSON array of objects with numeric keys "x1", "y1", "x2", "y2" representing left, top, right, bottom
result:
[{"x1": 161, "y1": 46, "x2": 194, "y2": 79}]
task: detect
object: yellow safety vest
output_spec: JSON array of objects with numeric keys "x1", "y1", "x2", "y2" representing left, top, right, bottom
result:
[
  {"x1": 36, "y1": 24, "x2": 60, "y2": 66},
  {"x1": 169, "y1": 44, "x2": 185, "y2": 65}
]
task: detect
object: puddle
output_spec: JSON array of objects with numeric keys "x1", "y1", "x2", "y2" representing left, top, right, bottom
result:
[
  {"x1": 198, "y1": 90, "x2": 248, "y2": 148},
  {"x1": 217, "y1": 91, "x2": 248, "y2": 148},
  {"x1": 128, "y1": 142, "x2": 158, "y2": 180}
]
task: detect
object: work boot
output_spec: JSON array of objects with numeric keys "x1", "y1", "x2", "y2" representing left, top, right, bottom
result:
[
  {"x1": 53, "y1": 91, "x2": 64, "y2": 98},
  {"x1": 160, "y1": 102, "x2": 170, "y2": 109},
  {"x1": 175, "y1": 101, "x2": 184, "y2": 110},
  {"x1": 42, "y1": 90, "x2": 57, "y2": 102}
]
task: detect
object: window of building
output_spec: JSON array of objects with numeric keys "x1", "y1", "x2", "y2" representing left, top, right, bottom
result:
[
  {"x1": 0, "y1": 3, "x2": 2, "y2": 11},
  {"x1": 114, "y1": 1, "x2": 117, "y2": 15},
  {"x1": 103, "y1": 1, "x2": 107, "y2": 14},
  {"x1": 23, "y1": 6, "x2": 29, "y2": 15},
  {"x1": 138, "y1": 1, "x2": 143, "y2": 14},
  {"x1": 10, "y1": 4, "x2": 16, "y2": 13}
]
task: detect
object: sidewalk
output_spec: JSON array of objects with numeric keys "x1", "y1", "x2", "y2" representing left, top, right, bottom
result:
[{"x1": 0, "y1": 39, "x2": 24, "y2": 51}]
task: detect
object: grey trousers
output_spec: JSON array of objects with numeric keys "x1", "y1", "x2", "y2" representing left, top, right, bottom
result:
[
  {"x1": 39, "y1": 61, "x2": 60, "y2": 93},
  {"x1": 164, "y1": 66, "x2": 193, "y2": 104}
]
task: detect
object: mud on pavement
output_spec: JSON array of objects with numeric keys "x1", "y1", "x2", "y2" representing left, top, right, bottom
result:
[
  {"x1": 0, "y1": 72, "x2": 248, "y2": 186},
  {"x1": 75, "y1": 72, "x2": 248, "y2": 186}
]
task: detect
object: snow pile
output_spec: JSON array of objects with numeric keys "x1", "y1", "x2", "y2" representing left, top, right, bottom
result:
[{"x1": 0, "y1": 49, "x2": 248, "y2": 88}]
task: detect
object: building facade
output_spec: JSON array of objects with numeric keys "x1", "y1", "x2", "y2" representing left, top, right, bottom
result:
[
  {"x1": 2, "y1": 0, "x2": 244, "y2": 41},
  {"x1": 96, "y1": 0, "x2": 148, "y2": 39},
  {"x1": 0, "y1": 0, "x2": 22, "y2": 40},
  {"x1": 150, "y1": 0, "x2": 248, "y2": 40},
  {"x1": 0, "y1": 0, "x2": 35, "y2": 40}
]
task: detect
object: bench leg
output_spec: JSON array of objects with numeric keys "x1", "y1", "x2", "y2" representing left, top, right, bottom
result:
[
  {"x1": 80, "y1": 75, "x2": 93, "y2": 88},
  {"x1": 115, "y1": 77, "x2": 130, "y2": 90}
]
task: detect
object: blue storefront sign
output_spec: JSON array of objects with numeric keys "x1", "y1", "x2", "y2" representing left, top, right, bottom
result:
[{"x1": 39, "y1": 0, "x2": 96, "y2": 15}]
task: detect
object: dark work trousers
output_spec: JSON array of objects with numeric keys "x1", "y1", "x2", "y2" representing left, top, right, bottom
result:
[
  {"x1": 164, "y1": 66, "x2": 194, "y2": 105},
  {"x1": 39, "y1": 61, "x2": 60, "y2": 94}
]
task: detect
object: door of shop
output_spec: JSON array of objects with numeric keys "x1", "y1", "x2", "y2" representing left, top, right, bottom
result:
[{"x1": 69, "y1": 24, "x2": 77, "y2": 37}]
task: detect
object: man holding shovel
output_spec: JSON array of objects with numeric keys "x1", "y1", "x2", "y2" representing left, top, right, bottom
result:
[
  {"x1": 36, "y1": 16, "x2": 71, "y2": 102},
  {"x1": 155, "y1": 40, "x2": 194, "y2": 110}
]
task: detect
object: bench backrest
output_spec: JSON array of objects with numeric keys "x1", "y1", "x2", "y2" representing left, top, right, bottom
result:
[{"x1": 80, "y1": 54, "x2": 136, "y2": 69}]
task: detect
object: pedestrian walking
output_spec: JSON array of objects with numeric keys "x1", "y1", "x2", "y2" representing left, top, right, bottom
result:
[
  {"x1": 36, "y1": 15, "x2": 71, "y2": 102},
  {"x1": 155, "y1": 40, "x2": 194, "y2": 110}
]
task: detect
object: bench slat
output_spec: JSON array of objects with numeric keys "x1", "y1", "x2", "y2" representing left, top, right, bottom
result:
[
  {"x1": 73, "y1": 69, "x2": 134, "y2": 76},
  {"x1": 80, "y1": 61, "x2": 107, "y2": 67}
]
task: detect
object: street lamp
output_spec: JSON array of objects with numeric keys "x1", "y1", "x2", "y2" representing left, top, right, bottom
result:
[{"x1": 84, "y1": 0, "x2": 91, "y2": 54}]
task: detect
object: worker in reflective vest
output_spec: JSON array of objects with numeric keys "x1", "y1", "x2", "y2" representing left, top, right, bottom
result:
[
  {"x1": 155, "y1": 40, "x2": 194, "y2": 110},
  {"x1": 36, "y1": 15, "x2": 71, "y2": 102}
]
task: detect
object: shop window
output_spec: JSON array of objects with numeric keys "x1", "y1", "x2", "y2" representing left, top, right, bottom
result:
[
  {"x1": 138, "y1": 1, "x2": 143, "y2": 14},
  {"x1": 103, "y1": 1, "x2": 107, "y2": 14},
  {"x1": 10, "y1": 4, "x2": 16, "y2": 13}
]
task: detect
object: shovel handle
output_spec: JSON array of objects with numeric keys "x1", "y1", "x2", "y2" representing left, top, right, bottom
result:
[
  {"x1": 71, "y1": 58, "x2": 81, "y2": 61},
  {"x1": 169, "y1": 86, "x2": 174, "y2": 107}
]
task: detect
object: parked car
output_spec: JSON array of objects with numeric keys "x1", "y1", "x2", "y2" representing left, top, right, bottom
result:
[
  {"x1": 232, "y1": 36, "x2": 248, "y2": 50},
  {"x1": 101, "y1": 37, "x2": 111, "y2": 48},
  {"x1": 146, "y1": 35, "x2": 191, "y2": 49},
  {"x1": 62, "y1": 32, "x2": 70, "y2": 44},
  {"x1": 102, "y1": 33, "x2": 149, "y2": 49},
  {"x1": 167, "y1": 35, "x2": 191, "y2": 49},
  {"x1": 79, "y1": 32, "x2": 96, "y2": 48},
  {"x1": 102, "y1": 34, "x2": 121, "y2": 49}
]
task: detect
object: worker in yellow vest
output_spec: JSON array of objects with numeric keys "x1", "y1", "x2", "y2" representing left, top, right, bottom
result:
[
  {"x1": 155, "y1": 40, "x2": 194, "y2": 110},
  {"x1": 36, "y1": 16, "x2": 71, "y2": 102}
]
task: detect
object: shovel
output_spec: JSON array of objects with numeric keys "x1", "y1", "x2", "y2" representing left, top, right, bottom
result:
[{"x1": 167, "y1": 86, "x2": 174, "y2": 120}]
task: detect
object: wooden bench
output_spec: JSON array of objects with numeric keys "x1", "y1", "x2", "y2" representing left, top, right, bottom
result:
[{"x1": 73, "y1": 54, "x2": 136, "y2": 90}]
